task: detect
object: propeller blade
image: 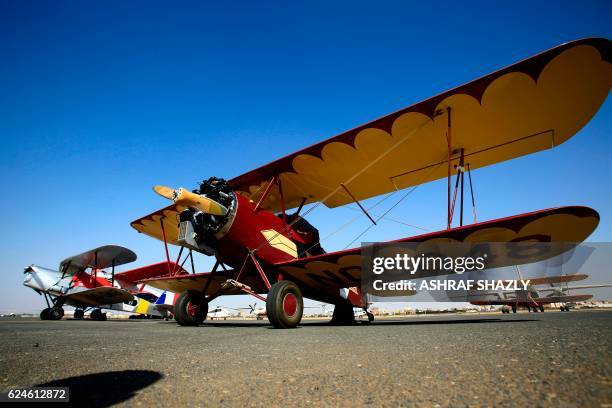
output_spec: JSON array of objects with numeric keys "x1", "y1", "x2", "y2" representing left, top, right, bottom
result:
[
  {"x1": 153, "y1": 185, "x2": 228, "y2": 216},
  {"x1": 153, "y1": 185, "x2": 177, "y2": 200}
]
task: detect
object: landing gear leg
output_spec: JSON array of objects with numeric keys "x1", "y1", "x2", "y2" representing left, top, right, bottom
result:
[
  {"x1": 330, "y1": 303, "x2": 356, "y2": 325},
  {"x1": 266, "y1": 280, "x2": 303, "y2": 329},
  {"x1": 366, "y1": 311, "x2": 374, "y2": 323}
]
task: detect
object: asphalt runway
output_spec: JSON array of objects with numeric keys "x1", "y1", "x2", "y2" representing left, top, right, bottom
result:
[{"x1": 0, "y1": 310, "x2": 611, "y2": 407}]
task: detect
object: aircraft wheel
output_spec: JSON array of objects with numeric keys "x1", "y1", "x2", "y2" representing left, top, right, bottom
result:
[
  {"x1": 512, "y1": 305, "x2": 517, "y2": 313},
  {"x1": 174, "y1": 290, "x2": 208, "y2": 326},
  {"x1": 40, "y1": 308, "x2": 51, "y2": 320},
  {"x1": 74, "y1": 309, "x2": 84, "y2": 319},
  {"x1": 266, "y1": 280, "x2": 303, "y2": 329},
  {"x1": 91, "y1": 308, "x2": 107, "y2": 321},
  {"x1": 330, "y1": 303, "x2": 356, "y2": 325},
  {"x1": 539, "y1": 305, "x2": 545, "y2": 313},
  {"x1": 48, "y1": 307, "x2": 64, "y2": 320},
  {"x1": 367, "y1": 311, "x2": 374, "y2": 323}
]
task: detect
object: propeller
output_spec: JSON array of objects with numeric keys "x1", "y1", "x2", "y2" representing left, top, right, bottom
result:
[{"x1": 153, "y1": 185, "x2": 228, "y2": 216}]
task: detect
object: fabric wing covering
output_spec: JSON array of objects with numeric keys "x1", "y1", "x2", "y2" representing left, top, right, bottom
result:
[{"x1": 229, "y1": 38, "x2": 611, "y2": 212}]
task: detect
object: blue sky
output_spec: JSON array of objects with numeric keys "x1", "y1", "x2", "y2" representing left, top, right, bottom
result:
[{"x1": 1, "y1": 1, "x2": 610, "y2": 313}]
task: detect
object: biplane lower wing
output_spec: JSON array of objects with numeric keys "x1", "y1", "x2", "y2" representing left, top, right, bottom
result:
[
  {"x1": 140, "y1": 269, "x2": 268, "y2": 295},
  {"x1": 138, "y1": 206, "x2": 598, "y2": 302},
  {"x1": 114, "y1": 261, "x2": 187, "y2": 285},
  {"x1": 274, "y1": 206, "x2": 599, "y2": 299},
  {"x1": 63, "y1": 286, "x2": 134, "y2": 306}
]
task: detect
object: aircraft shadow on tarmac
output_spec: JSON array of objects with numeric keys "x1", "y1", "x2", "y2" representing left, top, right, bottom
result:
[
  {"x1": 193, "y1": 317, "x2": 539, "y2": 329},
  {"x1": 35, "y1": 369, "x2": 163, "y2": 407}
]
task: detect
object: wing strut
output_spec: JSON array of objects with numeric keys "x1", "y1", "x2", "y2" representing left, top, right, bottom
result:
[
  {"x1": 446, "y1": 107, "x2": 452, "y2": 229},
  {"x1": 340, "y1": 183, "x2": 376, "y2": 225},
  {"x1": 254, "y1": 176, "x2": 277, "y2": 212},
  {"x1": 277, "y1": 178, "x2": 287, "y2": 226},
  {"x1": 189, "y1": 249, "x2": 196, "y2": 274},
  {"x1": 93, "y1": 250, "x2": 98, "y2": 288},
  {"x1": 159, "y1": 217, "x2": 172, "y2": 275},
  {"x1": 111, "y1": 260, "x2": 115, "y2": 286},
  {"x1": 467, "y1": 164, "x2": 477, "y2": 223}
]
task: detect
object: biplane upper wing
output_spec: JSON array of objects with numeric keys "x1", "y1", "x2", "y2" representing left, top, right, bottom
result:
[
  {"x1": 64, "y1": 286, "x2": 134, "y2": 306},
  {"x1": 273, "y1": 206, "x2": 599, "y2": 298},
  {"x1": 229, "y1": 38, "x2": 611, "y2": 212},
  {"x1": 60, "y1": 245, "x2": 137, "y2": 275},
  {"x1": 527, "y1": 274, "x2": 589, "y2": 286}
]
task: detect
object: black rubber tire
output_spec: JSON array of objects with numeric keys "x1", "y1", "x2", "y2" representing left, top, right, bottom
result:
[
  {"x1": 174, "y1": 290, "x2": 208, "y2": 326},
  {"x1": 266, "y1": 281, "x2": 303, "y2": 329},
  {"x1": 48, "y1": 307, "x2": 64, "y2": 320},
  {"x1": 512, "y1": 305, "x2": 517, "y2": 313},
  {"x1": 74, "y1": 309, "x2": 84, "y2": 319},
  {"x1": 90, "y1": 308, "x2": 106, "y2": 321},
  {"x1": 40, "y1": 308, "x2": 51, "y2": 320},
  {"x1": 539, "y1": 305, "x2": 545, "y2": 313},
  {"x1": 330, "y1": 303, "x2": 356, "y2": 325}
]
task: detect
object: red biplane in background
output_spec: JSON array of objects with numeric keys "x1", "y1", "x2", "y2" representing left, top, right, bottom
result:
[
  {"x1": 23, "y1": 245, "x2": 185, "y2": 320},
  {"x1": 131, "y1": 38, "x2": 610, "y2": 328}
]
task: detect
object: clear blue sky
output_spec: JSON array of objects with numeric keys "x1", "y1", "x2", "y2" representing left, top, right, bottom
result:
[{"x1": 1, "y1": 1, "x2": 610, "y2": 313}]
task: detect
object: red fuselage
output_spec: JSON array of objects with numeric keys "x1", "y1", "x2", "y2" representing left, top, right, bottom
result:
[{"x1": 215, "y1": 194, "x2": 300, "y2": 268}]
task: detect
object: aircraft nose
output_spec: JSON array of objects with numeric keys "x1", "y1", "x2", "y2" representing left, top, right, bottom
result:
[
  {"x1": 23, "y1": 271, "x2": 34, "y2": 286},
  {"x1": 22, "y1": 266, "x2": 40, "y2": 289}
]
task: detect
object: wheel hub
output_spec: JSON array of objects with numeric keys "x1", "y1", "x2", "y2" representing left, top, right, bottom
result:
[
  {"x1": 282, "y1": 293, "x2": 297, "y2": 317},
  {"x1": 186, "y1": 301, "x2": 200, "y2": 317}
]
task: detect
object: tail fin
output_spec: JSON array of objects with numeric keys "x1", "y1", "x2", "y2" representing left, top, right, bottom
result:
[
  {"x1": 155, "y1": 291, "x2": 167, "y2": 305},
  {"x1": 114, "y1": 261, "x2": 187, "y2": 284}
]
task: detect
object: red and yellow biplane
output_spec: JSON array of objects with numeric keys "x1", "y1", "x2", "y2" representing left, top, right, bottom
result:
[{"x1": 131, "y1": 38, "x2": 610, "y2": 328}]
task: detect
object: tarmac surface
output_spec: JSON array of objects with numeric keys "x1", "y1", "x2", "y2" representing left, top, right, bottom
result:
[{"x1": 0, "y1": 310, "x2": 611, "y2": 407}]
